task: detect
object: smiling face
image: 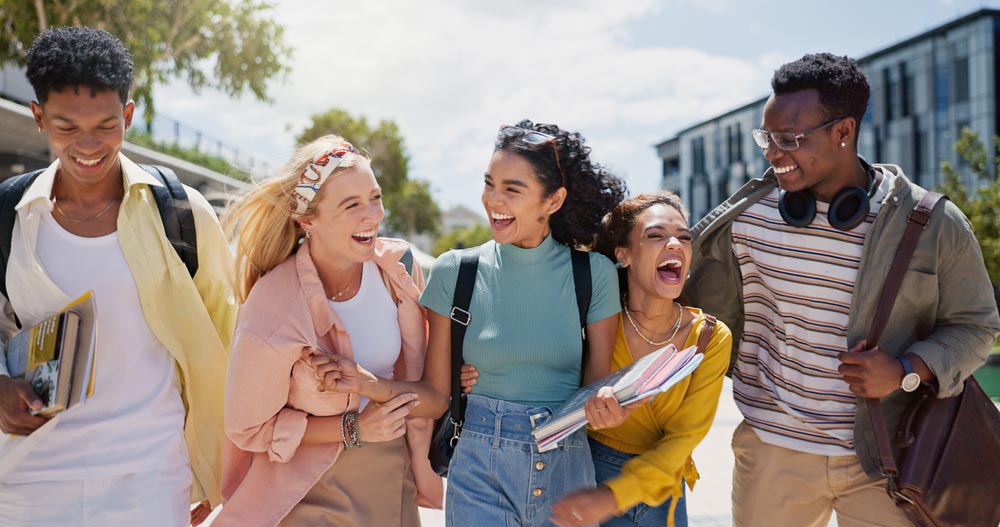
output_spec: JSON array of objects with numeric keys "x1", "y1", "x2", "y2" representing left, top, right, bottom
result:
[
  {"x1": 481, "y1": 149, "x2": 566, "y2": 248},
  {"x1": 760, "y1": 89, "x2": 857, "y2": 202},
  {"x1": 298, "y1": 163, "x2": 384, "y2": 263},
  {"x1": 31, "y1": 88, "x2": 133, "y2": 189},
  {"x1": 615, "y1": 203, "x2": 692, "y2": 301}
]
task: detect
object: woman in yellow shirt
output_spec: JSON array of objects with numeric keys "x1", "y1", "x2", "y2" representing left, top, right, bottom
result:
[
  {"x1": 552, "y1": 192, "x2": 732, "y2": 527},
  {"x1": 460, "y1": 191, "x2": 732, "y2": 526}
]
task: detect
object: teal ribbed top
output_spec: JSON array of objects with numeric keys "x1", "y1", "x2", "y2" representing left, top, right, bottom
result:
[{"x1": 420, "y1": 235, "x2": 620, "y2": 408}]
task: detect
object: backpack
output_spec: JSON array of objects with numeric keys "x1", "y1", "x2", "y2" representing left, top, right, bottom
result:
[{"x1": 0, "y1": 164, "x2": 198, "y2": 327}]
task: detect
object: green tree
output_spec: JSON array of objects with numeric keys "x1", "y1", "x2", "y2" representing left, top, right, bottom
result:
[
  {"x1": 433, "y1": 224, "x2": 492, "y2": 256},
  {"x1": 937, "y1": 127, "x2": 1000, "y2": 284},
  {"x1": 0, "y1": 0, "x2": 291, "y2": 123},
  {"x1": 297, "y1": 108, "x2": 442, "y2": 236}
]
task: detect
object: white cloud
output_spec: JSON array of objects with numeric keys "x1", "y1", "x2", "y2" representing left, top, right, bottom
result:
[{"x1": 155, "y1": 0, "x2": 778, "y2": 211}]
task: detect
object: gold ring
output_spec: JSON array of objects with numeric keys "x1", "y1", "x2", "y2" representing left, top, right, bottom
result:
[{"x1": 571, "y1": 509, "x2": 582, "y2": 520}]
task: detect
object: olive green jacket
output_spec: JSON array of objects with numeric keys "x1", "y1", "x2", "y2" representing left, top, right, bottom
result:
[{"x1": 682, "y1": 162, "x2": 1000, "y2": 479}]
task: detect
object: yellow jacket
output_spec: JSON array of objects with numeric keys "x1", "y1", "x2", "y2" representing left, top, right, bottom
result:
[
  {"x1": 0, "y1": 154, "x2": 237, "y2": 506},
  {"x1": 589, "y1": 308, "x2": 731, "y2": 515}
]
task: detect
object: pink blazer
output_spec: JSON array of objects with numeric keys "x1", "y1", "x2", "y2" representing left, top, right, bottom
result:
[{"x1": 215, "y1": 238, "x2": 442, "y2": 527}]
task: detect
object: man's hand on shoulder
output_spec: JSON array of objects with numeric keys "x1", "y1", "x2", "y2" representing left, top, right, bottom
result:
[
  {"x1": 0, "y1": 376, "x2": 48, "y2": 435},
  {"x1": 837, "y1": 340, "x2": 905, "y2": 398}
]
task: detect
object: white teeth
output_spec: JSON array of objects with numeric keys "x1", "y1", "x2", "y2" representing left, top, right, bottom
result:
[
  {"x1": 352, "y1": 230, "x2": 375, "y2": 238},
  {"x1": 658, "y1": 257, "x2": 683, "y2": 269},
  {"x1": 74, "y1": 156, "x2": 102, "y2": 166},
  {"x1": 491, "y1": 212, "x2": 513, "y2": 220},
  {"x1": 773, "y1": 165, "x2": 797, "y2": 174}
]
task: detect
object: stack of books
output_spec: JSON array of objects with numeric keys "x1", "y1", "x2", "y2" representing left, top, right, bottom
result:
[
  {"x1": 533, "y1": 343, "x2": 702, "y2": 451},
  {"x1": 5, "y1": 291, "x2": 97, "y2": 417}
]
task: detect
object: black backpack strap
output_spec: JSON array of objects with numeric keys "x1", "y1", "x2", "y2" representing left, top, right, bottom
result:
[
  {"x1": 138, "y1": 164, "x2": 199, "y2": 278},
  {"x1": 0, "y1": 170, "x2": 44, "y2": 329},
  {"x1": 570, "y1": 249, "x2": 592, "y2": 341},
  {"x1": 448, "y1": 246, "x2": 480, "y2": 431}
]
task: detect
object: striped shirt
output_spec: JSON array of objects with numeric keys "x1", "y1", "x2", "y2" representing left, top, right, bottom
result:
[{"x1": 731, "y1": 171, "x2": 892, "y2": 456}]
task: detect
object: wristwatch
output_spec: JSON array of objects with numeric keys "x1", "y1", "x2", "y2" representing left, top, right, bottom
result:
[{"x1": 899, "y1": 355, "x2": 921, "y2": 392}]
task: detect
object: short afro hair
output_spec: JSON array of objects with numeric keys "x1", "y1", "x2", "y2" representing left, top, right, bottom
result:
[
  {"x1": 771, "y1": 53, "x2": 870, "y2": 127},
  {"x1": 26, "y1": 26, "x2": 133, "y2": 105}
]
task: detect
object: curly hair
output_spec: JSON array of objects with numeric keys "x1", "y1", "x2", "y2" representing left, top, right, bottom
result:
[
  {"x1": 771, "y1": 53, "x2": 870, "y2": 127},
  {"x1": 494, "y1": 119, "x2": 627, "y2": 248},
  {"x1": 26, "y1": 26, "x2": 133, "y2": 104},
  {"x1": 594, "y1": 191, "x2": 689, "y2": 304}
]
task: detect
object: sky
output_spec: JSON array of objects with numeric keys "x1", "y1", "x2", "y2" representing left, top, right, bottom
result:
[{"x1": 154, "y1": 0, "x2": 1000, "y2": 217}]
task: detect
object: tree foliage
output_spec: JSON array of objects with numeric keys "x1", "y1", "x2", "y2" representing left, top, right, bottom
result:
[
  {"x1": 297, "y1": 108, "x2": 441, "y2": 236},
  {"x1": 0, "y1": 0, "x2": 291, "y2": 122},
  {"x1": 937, "y1": 127, "x2": 1000, "y2": 284},
  {"x1": 433, "y1": 224, "x2": 492, "y2": 256}
]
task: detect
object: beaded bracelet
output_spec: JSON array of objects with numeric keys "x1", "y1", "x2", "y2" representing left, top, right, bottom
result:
[{"x1": 341, "y1": 411, "x2": 362, "y2": 448}]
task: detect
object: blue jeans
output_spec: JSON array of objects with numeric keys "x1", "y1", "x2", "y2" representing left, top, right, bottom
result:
[
  {"x1": 590, "y1": 437, "x2": 688, "y2": 527},
  {"x1": 446, "y1": 394, "x2": 596, "y2": 527}
]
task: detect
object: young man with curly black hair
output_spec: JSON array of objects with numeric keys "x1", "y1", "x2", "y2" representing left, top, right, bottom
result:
[
  {"x1": 0, "y1": 27, "x2": 236, "y2": 527},
  {"x1": 684, "y1": 53, "x2": 1000, "y2": 526}
]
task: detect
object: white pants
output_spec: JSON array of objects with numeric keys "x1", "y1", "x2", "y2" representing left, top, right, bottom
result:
[{"x1": 0, "y1": 465, "x2": 192, "y2": 527}]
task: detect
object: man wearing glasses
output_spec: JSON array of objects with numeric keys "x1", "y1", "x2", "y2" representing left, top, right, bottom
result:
[{"x1": 683, "y1": 53, "x2": 999, "y2": 526}]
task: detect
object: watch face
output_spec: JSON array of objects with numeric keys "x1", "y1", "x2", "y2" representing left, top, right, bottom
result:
[{"x1": 901, "y1": 372, "x2": 921, "y2": 392}]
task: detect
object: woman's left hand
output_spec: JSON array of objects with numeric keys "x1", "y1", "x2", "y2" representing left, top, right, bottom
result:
[
  {"x1": 550, "y1": 485, "x2": 618, "y2": 527},
  {"x1": 303, "y1": 349, "x2": 378, "y2": 397},
  {"x1": 585, "y1": 386, "x2": 643, "y2": 430}
]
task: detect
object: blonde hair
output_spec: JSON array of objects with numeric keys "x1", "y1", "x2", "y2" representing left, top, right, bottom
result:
[{"x1": 224, "y1": 135, "x2": 370, "y2": 302}]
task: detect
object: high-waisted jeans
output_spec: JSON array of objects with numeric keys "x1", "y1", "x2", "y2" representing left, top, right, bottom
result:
[{"x1": 446, "y1": 394, "x2": 596, "y2": 527}]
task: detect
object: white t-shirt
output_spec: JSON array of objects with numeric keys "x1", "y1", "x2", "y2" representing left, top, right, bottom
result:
[
  {"x1": 329, "y1": 260, "x2": 401, "y2": 409},
  {"x1": 6, "y1": 212, "x2": 189, "y2": 482}
]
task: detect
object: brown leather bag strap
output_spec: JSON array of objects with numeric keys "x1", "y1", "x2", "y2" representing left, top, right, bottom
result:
[
  {"x1": 697, "y1": 314, "x2": 717, "y2": 355},
  {"x1": 864, "y1": 191, "x2": 947, "y2": 479}
]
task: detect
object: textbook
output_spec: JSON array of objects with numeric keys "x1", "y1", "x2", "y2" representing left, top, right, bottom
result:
[
  {"x1": 5, "y1": 291, "x2": 97, "y2": 416},
  {"x1": 532, "y1": 343, "x2": 703, "y2": 451}
]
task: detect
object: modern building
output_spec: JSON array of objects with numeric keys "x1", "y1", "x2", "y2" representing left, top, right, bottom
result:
[{"x1": 656, "y1": 9, "x2": 1000, "y2": 221}]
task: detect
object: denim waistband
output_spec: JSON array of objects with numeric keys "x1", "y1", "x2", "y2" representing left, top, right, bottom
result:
[{"x1": 462, "y1": 394, "x2": 554, "y2": 443}]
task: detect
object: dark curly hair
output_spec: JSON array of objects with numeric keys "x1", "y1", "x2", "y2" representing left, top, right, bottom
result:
[
  {"x1": 594, "y1": 191, "x2": 688, "y2": 304},
  {"x1": 772, "y1": 53, "x2": 870, "y2": 130},
  {"x1": 26, "y1": 26, "x2": 133, "y2": 104},
  {"x1": 494, "y1": 119, "x2": 627, "y2": 248}
]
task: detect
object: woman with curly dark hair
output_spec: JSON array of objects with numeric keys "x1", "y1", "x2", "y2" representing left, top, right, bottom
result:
[{"x1": 417, "y1": 120, "x2": 628, "y2": 526}]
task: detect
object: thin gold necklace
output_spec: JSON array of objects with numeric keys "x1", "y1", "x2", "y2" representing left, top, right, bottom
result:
[
  {"x1": 329, "y1": 264, "x2": 362, "y2": 300},
  {"x1": 624, "y1": 301, "x2": 683, "y2": 346},
  {"x1": 52, "y1": 197, "x2": 119, "y2": 223}
]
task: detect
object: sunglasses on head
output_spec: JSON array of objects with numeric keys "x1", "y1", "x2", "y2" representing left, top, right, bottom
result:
[{"x1": 497, "y1": 125, "x2": 566, "y2": 188}]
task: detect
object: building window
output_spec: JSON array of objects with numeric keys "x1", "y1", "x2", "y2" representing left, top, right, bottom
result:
[
  {"x1": 733, "y1": 123, "x2": 743, "y2": 162},
  {"x1": 934, "y1": 63, "x2": 950, "y2": 113},
  {"x1": 901, "y1": 62, "x2": 915, "y2": 117},
  {"x1": 883, "y1": 67, "x2": 895, "y2": 121},
  {"x1": 692, "y1": 137, "x2": 706, "y2": 175},
  {"x1": 954, "y1": 55, "x2": 970, "y2": 103}
]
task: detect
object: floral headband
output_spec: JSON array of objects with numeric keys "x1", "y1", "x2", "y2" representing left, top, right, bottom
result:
[{"x1": 291, "y1": 142, "x2": 360, "y2": 217}]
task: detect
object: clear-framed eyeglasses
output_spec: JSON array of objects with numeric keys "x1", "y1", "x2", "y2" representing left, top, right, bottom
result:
[{"x1": 751, "y1": 117, "x2": 845, "y2": 152}]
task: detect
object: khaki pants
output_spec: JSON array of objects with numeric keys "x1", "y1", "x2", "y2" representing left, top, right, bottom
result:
[{"x1": 731, "y1": 421, "x2": 911, "y2": 527}]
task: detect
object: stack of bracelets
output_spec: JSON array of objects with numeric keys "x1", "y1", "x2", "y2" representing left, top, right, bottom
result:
[{"x1": 341, "y1": 411, "x2": 362, "y2": 449}]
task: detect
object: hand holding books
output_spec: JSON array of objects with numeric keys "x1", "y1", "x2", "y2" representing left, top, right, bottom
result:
[
  {"x1": 0, "y1": 377, "x2": 49, "y2": 435},
  {"x1": 584, "y1": 385, "x2": 651, "y2": 432},
  {"x1": 532, "y1": 343, "x2": 703, "y2": 451}
]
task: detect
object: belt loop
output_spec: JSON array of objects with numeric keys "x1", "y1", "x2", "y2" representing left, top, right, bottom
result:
[{"x1": 493, "y1": 410, "x2": 502, "y2": 448}]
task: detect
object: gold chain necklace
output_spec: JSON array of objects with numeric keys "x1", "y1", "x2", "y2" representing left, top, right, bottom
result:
[
  {"x1": 329, "y1": 264, "x2": 362, "y2": 300},
  {"x1": 624, "y1": 302, "x2": 684, "y2": 346},
  {"x1": 52, "y1": 197, "x2": 119, "y2": 223}
]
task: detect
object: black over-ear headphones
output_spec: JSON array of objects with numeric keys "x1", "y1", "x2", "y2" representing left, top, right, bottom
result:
[{"x1": 778, "y1": 157, "x2": 880, "y2": 231}]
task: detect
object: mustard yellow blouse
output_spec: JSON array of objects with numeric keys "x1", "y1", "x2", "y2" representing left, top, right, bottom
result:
[{"x1": 588, "y1": 308, "x2": 732, "y2": 513}]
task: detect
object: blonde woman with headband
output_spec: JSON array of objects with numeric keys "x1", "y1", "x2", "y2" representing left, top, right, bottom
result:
[{"x1": 214, "y1": 135, "x2": 443, "y2": 527}]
